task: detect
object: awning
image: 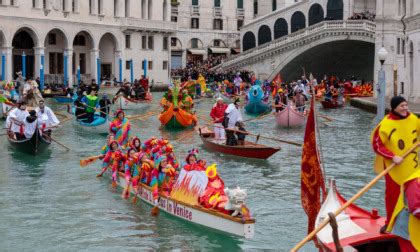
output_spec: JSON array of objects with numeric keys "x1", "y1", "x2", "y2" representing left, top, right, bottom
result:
[
  {"x1": 231, "y1": 48, "x2": 241, "y2": 54},
  {"x1": 188, "y1": 49, "x2": 206, "y2": 55},
  {"x1": 209, "y1": 47, "x2": 231, "y2": 54}
]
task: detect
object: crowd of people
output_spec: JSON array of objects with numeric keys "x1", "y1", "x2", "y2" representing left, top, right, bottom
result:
[{"x1": 349, "y1": 10, "x2": 375, "y2": 21}]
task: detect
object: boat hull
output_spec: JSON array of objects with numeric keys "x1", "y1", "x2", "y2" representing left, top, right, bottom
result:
[
  {"x1": 73, "y1": 116, "x2": 109, "y2": 134},
  {"x1": 321, "y1": 100, "x2": 344, "y2": 109},
  {"x1": 199, "y1": 130, "x2": 280, "y2": 159},
  {"x1": 111, "y1": 171, "x2": 255, "y2": 238},
  {"x1": 115, "y1": 95, "x2": 152, "y2": 110},
  {"x1": 8, "y1": 129, "x2": 51, "y2": 155},
  {"x1": 276, "y1": 106, "x2": 306, "y2": 127}
]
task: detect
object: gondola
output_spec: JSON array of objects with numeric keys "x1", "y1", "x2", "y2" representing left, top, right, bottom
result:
[
  {"x1": 321, "y1": 99, "x2": 344, "y2": 109},
  {"x1": 276, "y1": 105, "x2": 306, "y2": 127},
  {"x1": 7, "y1": 127, "x2": 51, "y2": 155},
  {"x1": 198, "y1": 127, "x2": 280, "y2": 159},
  {"x1": 115, "y1": 93, "x2": 152, "y2": 110}
]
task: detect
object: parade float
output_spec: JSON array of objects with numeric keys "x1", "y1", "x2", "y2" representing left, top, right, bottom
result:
[{"x1": 244, "y1": 85, "x2": 271, "y2": 115}]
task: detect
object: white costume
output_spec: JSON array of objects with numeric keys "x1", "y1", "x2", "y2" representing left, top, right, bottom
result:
[
  {"x1": 6, "y1": 108, "x2": 29, "y2": 134},
  {"x1": 24, "y1": 119, "x2": 38, "y2": 139},
  {"x1": 36, "y1": 106, "x2": 60, "y2": 128},
  {"x1": 225, "y1": 103, "x2": 243, "y2": 129}
]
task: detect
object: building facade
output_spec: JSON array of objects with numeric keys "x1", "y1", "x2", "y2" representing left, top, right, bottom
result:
[{"x1": 0, "y1": 0, "x2": 175, "y2": 88}]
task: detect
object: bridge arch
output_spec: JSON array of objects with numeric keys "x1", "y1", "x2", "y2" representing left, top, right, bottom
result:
[
  {"x1": 327, "y1": 0, "x2": 343, "y2": 20},
  {"x1": 308, "y1": 4, "x2": 324, "y2": 26},
  {"x1": 274, "y1": 18, "x2": 288, "y2": 39},
  {"x1": 242, "y1": 31, "x2": 256, "y2": 51},
  {"x1": 291, "y1": 11, "x2": 306, "y2": 33},
  {"x1": 258, "y1": 25, "x2": 272, "y2": 46}
]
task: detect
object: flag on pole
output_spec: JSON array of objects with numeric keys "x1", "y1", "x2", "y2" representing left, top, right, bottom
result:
[{"x1": 301, "y1": 96, "x2": 326, "y2": 238}]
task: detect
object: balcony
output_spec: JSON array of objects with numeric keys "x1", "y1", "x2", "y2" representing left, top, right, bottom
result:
[
  {"x1": 236, "y1": 8, "x2": 244, "y2": 19},
  {"x1": 214, "y1": 6, "x2": 222, "y2": 17},
  {"x1": 191, "y1": 5, "x2": 200, "y2": 16},
  {"x1": 171, "y1": 5, "x2": 178, "y2": 16}
]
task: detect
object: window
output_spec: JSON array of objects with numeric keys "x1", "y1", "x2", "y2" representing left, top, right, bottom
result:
[
  {"x1": 74, "y1": 35, "x2": 86, "y2": 46},
  {"x1": 272, "y1": 0, "x2": 277, "y2": 11},
  {"x1": 72, "y1": 0, "x2": 76, "y2": 12},
  {"x1": 237, "y1": 20, "x2": 244, "y2": 30},
  {"x1": 191, "y1": 18, "x2": 199, "y2": 29},
  {"x1": 125, "y1": 34, "x2": 131, "y2": 49},
  {"x1": 214, "y1": 0, "x2": 220, "y2": 7},
  {"x1": 192, "y1": 0, "x2": 198, "y2": 6},
  {"x1": 237, "y1": 0, "x2": 243, "y2": 9},
  {"x1": 89, "y1": 0, "x2": 92, "y2": 14},
  {"x1": 397, "y1": 38, "x2": 401, "y2": 55},
  {"x1": 148, "y1": 61, "x2": 153, "y2": 70},
  {"x1": 43, "y1": 0, "x2": 47, "y2": 8},
  {"x1": 125, "y1": 0, "x2": 130, "y2": 17},
  {"x1": 98, "y1": 0, "x2": 103, "y2": 15},
  {"x1": 48, "y1": 33, "x2": 56, "y2": 45},
  {"x1": 163, "y1": 37, "x2": 168, "y2": 50},
  {"x1": 191, "y1": 38, "x2": 198, "y2": 48},
  {"x1": 214, "y1": 19, "x2": 223, "y2": 30},
  {"x1": 79, "y1": 53, "x2": 86, "y2": 74},
  {"x1": 163, "y1": 61, "x2": 168, "y2": 70},
  {"x1": 63, "y1": 0, "x2": 66, "y2": 11},
  {"x1": 148, "y1": 36, "x2": 154, "y2": 50},
  {"x1": 126, "y1": 61, "x2": 130, "y2": 70},
  {"x1": 171, "y1": 38, "x2": 177, "y2": 47},
  {"x1": 171, "y1": 16, "x2": 178, "y2": 22},
  {"x1": 402, "y1": 39, "x2": 405, "y2": 54},
  {"x1": 114, "y1": 0, "x2": 117, "y2": 16},
  {"x1": 10, "y1": 0, "x2": 14, "y2": 5},
  {"x1": 142, "y1": 36, "x2": 147, "y2": 49},
  {"x1": 253, "y1": 0, "x2": 258, "y2": 15},
  {"x1": 49, "y1": 53, "x2": 63, "y2": 74},
  {"x1": 33, "y1": 0, "x2": 36, "y2": 8},
  {"x1": 214, "y1": 40, "x2": 220, "y2": 47}
]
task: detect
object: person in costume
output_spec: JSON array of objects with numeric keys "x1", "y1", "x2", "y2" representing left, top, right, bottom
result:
[
  {"x1": 81, "y1": 91, "x2": 99, "y2": 123},
  {"x1": 36, "y1": 100, "x2": 60, "y2": 135},
  {"x1": 210, "y1": 97, "x2": 228, "y2": 140},
  {"x1": 6, "y1": 100, "x2": 29, "y2": 140},
  {"x1": 223, "y1": 98, "x2": 243, "y2": 146},
  {"x1": 122, "y1": 148, "x2": 140, "y2": 199},
  {"x1": 371, "y1": 96, "x2": 420, "y2": 251},
  {"x1": 181, "y1": 149, "x2": 206, "y2": 171},
  {"x1": 273, "y1": 88, "x2": 288, "y2": 113},
  {"x1": 23, "y1": 110, "x2": 38, "y2": 139},
  {"x1": 98, "y1": 140, "x2": 125, "y2": 187},
  {"x1": 130, "y1": 137, "x2": 142, "y2": 153},
  {"x1": 179, "y1": 89, "x2": 193, "y2": 112},
  {"x1": 150, "y1": 156, "x2": 172, "y2": 205},
  {"x1": 139, "y1": 153, "x2": 154, "y2": 185},
  {"x1": 198, "y1": 164, "x2": 229, "y2": 213},
  {"x1": 197, "y1": 74, "x2": 206, "y2": 96},
  {"x1": 109, "y1": 110, "x2": 131, "y2": 148}
]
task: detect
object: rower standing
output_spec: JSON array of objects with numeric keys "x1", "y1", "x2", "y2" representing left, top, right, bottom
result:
[
  {"x1": 223, "y1": 98, "x2": 243, "y2": 146},
  {"x1": 6, "y1": 100, "x2": 29, "y2": 140},
  {"x1": 81, "y1": 91, "x2": 99, "y2": 123},
  {"x1": 210, "y1": 97, "x2": 227, "y2": 140},
  {"x1": 36, "y1": 100, "x2": 60, "y2": 129}
]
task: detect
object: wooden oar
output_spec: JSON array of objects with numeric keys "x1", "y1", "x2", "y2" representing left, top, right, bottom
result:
[
  {"x1": 243, "y1": 112, "x2": 273, "y2": 123},
  {"x1": 291, "y1": 142, "x2": 420, "y2": 251},
  {"x1": 80, "y1": 154, "x2": 104, "y2": 167},
  {"x1": 318, "y1": 114, "x2": 334, "y2": 122},
  {"x1": 74, "y1": 105, "x2": 109, "y2": 117},
  {"x1": 211, "y1": 124, "x2": 302, "y2": 147},
  {"x1": 42, "y1": 133, "x2": 72, "y2": 151}
]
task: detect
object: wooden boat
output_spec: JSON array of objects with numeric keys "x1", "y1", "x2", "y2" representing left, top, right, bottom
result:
[
  {"x1": 7, "y1": 127, "x2": 51, "y2": 155},
  {"x1": 198, "y1": 127, "x2": 280, "y2": 159},
  {"x1": 321, "y1": 100, "x2": 344, "y2": 109},
  {"x1": 115, "y1": 93, "x2": 152, "y2": 110},
  {"x1": 53, "y1": 96, "x2": 73, "y2": 103},
  {"x1": 111, "y1": 170, "x2": 255, "y2": 238},
  {"x1": 159, "y1": 105, "x2": 197, "y2": 129},
  {"x1": 73, "y1": 114, "x2": 109, "y2": 134},
  {"x1": 315, "y1": 180, "x2": 399, "y2": 251},
  {"x1": 276, "y1": 106, "x2": 306, "y2": 127}
]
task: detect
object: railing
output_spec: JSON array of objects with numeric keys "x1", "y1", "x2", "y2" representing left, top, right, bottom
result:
[
  {"x1": 191, "y1": 5, "x2": 200, "y2": 16},
  {"x1": 216, "y1": 20, "x2": 376, "y2": 69},
  {"x1": 236, "y1": 8, "x2": 244, "y2": 19},
  {"x1": 120, "y1": 17, "x2": 177, "y2": 31},
  {"x1": 214, "y1": 6, "x2": 222, "y2": 17}
]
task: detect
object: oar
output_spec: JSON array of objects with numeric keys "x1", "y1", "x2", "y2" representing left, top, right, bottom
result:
[
  {"x1": 132, "y1": 173, "x2": 144, "y2": 204},
  {"x1": 211, "y1": 124, "x2": 302, "y2": 147},
  {"x1": 74, "y1": 105, "x2": 109, "y2": 117},
  {"x1": 291, "y1": 142, "x2": 420, "y2": 251},
  {"x1": 80, "y1": 154, "x2": 104, "y2": 167},
  {"x1": 151, "y1": 204, "x2": 159, "y2": 216},
  {"x1": 318, "y1": 114, "x2": 334, "y2": 122},
  {"x1": 243, "y1": 112, "x2": 273, "y2": 123},
  {"x1": 42, "y1": 133, "x2": 72, "y2": 151}
]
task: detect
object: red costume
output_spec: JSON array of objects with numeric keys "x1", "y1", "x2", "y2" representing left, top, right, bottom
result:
[{"x1": 210, "y1": 103, "x2": 228, "y2": 123}]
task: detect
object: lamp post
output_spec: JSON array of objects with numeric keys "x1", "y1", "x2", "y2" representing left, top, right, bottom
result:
[{"x1": 376, "y1": 46, "x2": 388, "y2": 123}]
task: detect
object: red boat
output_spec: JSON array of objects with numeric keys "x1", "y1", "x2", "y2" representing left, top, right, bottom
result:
[
  {"x1": 321, "y1": 100, "x2": 344, "y2": 109},
  {"x1": 198, "y1": 127, "x2": 280, "y2": 160},
  {"x1": 316, "y1": 180, "x2": 399, "y2": 251}
]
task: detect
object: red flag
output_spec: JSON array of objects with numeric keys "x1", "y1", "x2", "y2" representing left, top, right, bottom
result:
[{"x1": 301, "y1": 96, "x2": 326, "y2": 237}]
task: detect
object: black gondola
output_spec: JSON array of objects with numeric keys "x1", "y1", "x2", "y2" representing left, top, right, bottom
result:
[{"x1": 7, "y1": 128, "x2": 51, "y2": 155}]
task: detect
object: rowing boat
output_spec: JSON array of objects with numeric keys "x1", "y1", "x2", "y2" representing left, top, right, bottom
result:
[
  {"x1": 53, "y1": 96, "x2": 73, "y2": 103},
  {"x1": 276, "y1": 106, "x2": 306, "y2": 127},
  {"x1": 73, "y1": 114, "x2": 109, "y2": 134},
  {"x1": 315, "y1": 180, "x2": 399, "y2": 251},
  {"x1": 110, "y1": 170, "x2": 255, "y2": 238},
  {"x1": 115, "y1": 93, "x2": 152, "y2": 110},
  {"x1": 321, "y1": 100, "x2": 344, "y2": 109},
  {"x1": 7, "y1": 127, "x2": 51, "y2": 155},
  {"x1": 198, "y1": 127, "x2": 280, "y2": 159}
]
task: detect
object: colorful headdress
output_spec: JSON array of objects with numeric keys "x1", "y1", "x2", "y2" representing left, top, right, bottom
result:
[
  {"x1": 206, "y1": 164, "x2": 218, "y2": 179},
  {"x1": 185, "y1": 148, "x2": 199, "y2": 162},
  {"x1": 154, "y1": 155, "x2": 167, "y2": 169}
]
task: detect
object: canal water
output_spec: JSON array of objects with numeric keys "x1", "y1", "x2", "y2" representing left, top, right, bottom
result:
[{"x1": 0, "y1": 94, "x2": 384, "y2": 251}]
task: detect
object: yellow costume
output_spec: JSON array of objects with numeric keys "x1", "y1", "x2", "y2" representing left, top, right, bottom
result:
[{"x1": 197, "y1": 74, "x2": 206, "y2": 95}]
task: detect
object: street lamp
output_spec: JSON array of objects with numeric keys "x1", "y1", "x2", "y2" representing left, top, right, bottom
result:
[{"x1": 376, "y1": 46, "x2": 388, "y2": 123}]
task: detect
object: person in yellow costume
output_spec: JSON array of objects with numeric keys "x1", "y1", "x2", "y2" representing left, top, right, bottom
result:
[
  {"x1": 371, "y1": 96, "x2": 420, "y2": 251},
  {"x1": 197, "y1": 74, "x2": 206, "y2": 96}
]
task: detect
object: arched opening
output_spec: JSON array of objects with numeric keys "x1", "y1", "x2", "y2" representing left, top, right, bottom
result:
[
  {"x1": 291, "y1": 11, "x2": 306, "y2": 33},
  {"x1": 99, "y1": 33, "x2": 118, "y2": 82},
  {"x1": 170, "y1": 37, "x2": 182, "y2": 69},
  {"x1": 44, "y1": 29, "x2": 69, "y2": 85},
  {"x1": 327, "y1": 0, "x2": 343, "y2": 20},
  {"x1": 274, "y1": 18, "x2": 288, "y2": 39},
  {"x1": 308, "y1": 4, "x2": 324, "y2": 26},
  {"x1": 409, "y1": 41, "x2": 414, "y2": 95},
  {"x1": 258, "y1": 25, "x2": 272, "y2": 46},
  {"x1": 242, "y1": 31, "x2": 256, "y2": 51},
  {"x1": 73, "y1": 31, "x2": 94, "y2": 84},
  {"x1": 12, "y1": 28, "x2": 38, "y2": 79},
  {"x1": 187, "y1": 38, "x2": 204, "y2": 64}
]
